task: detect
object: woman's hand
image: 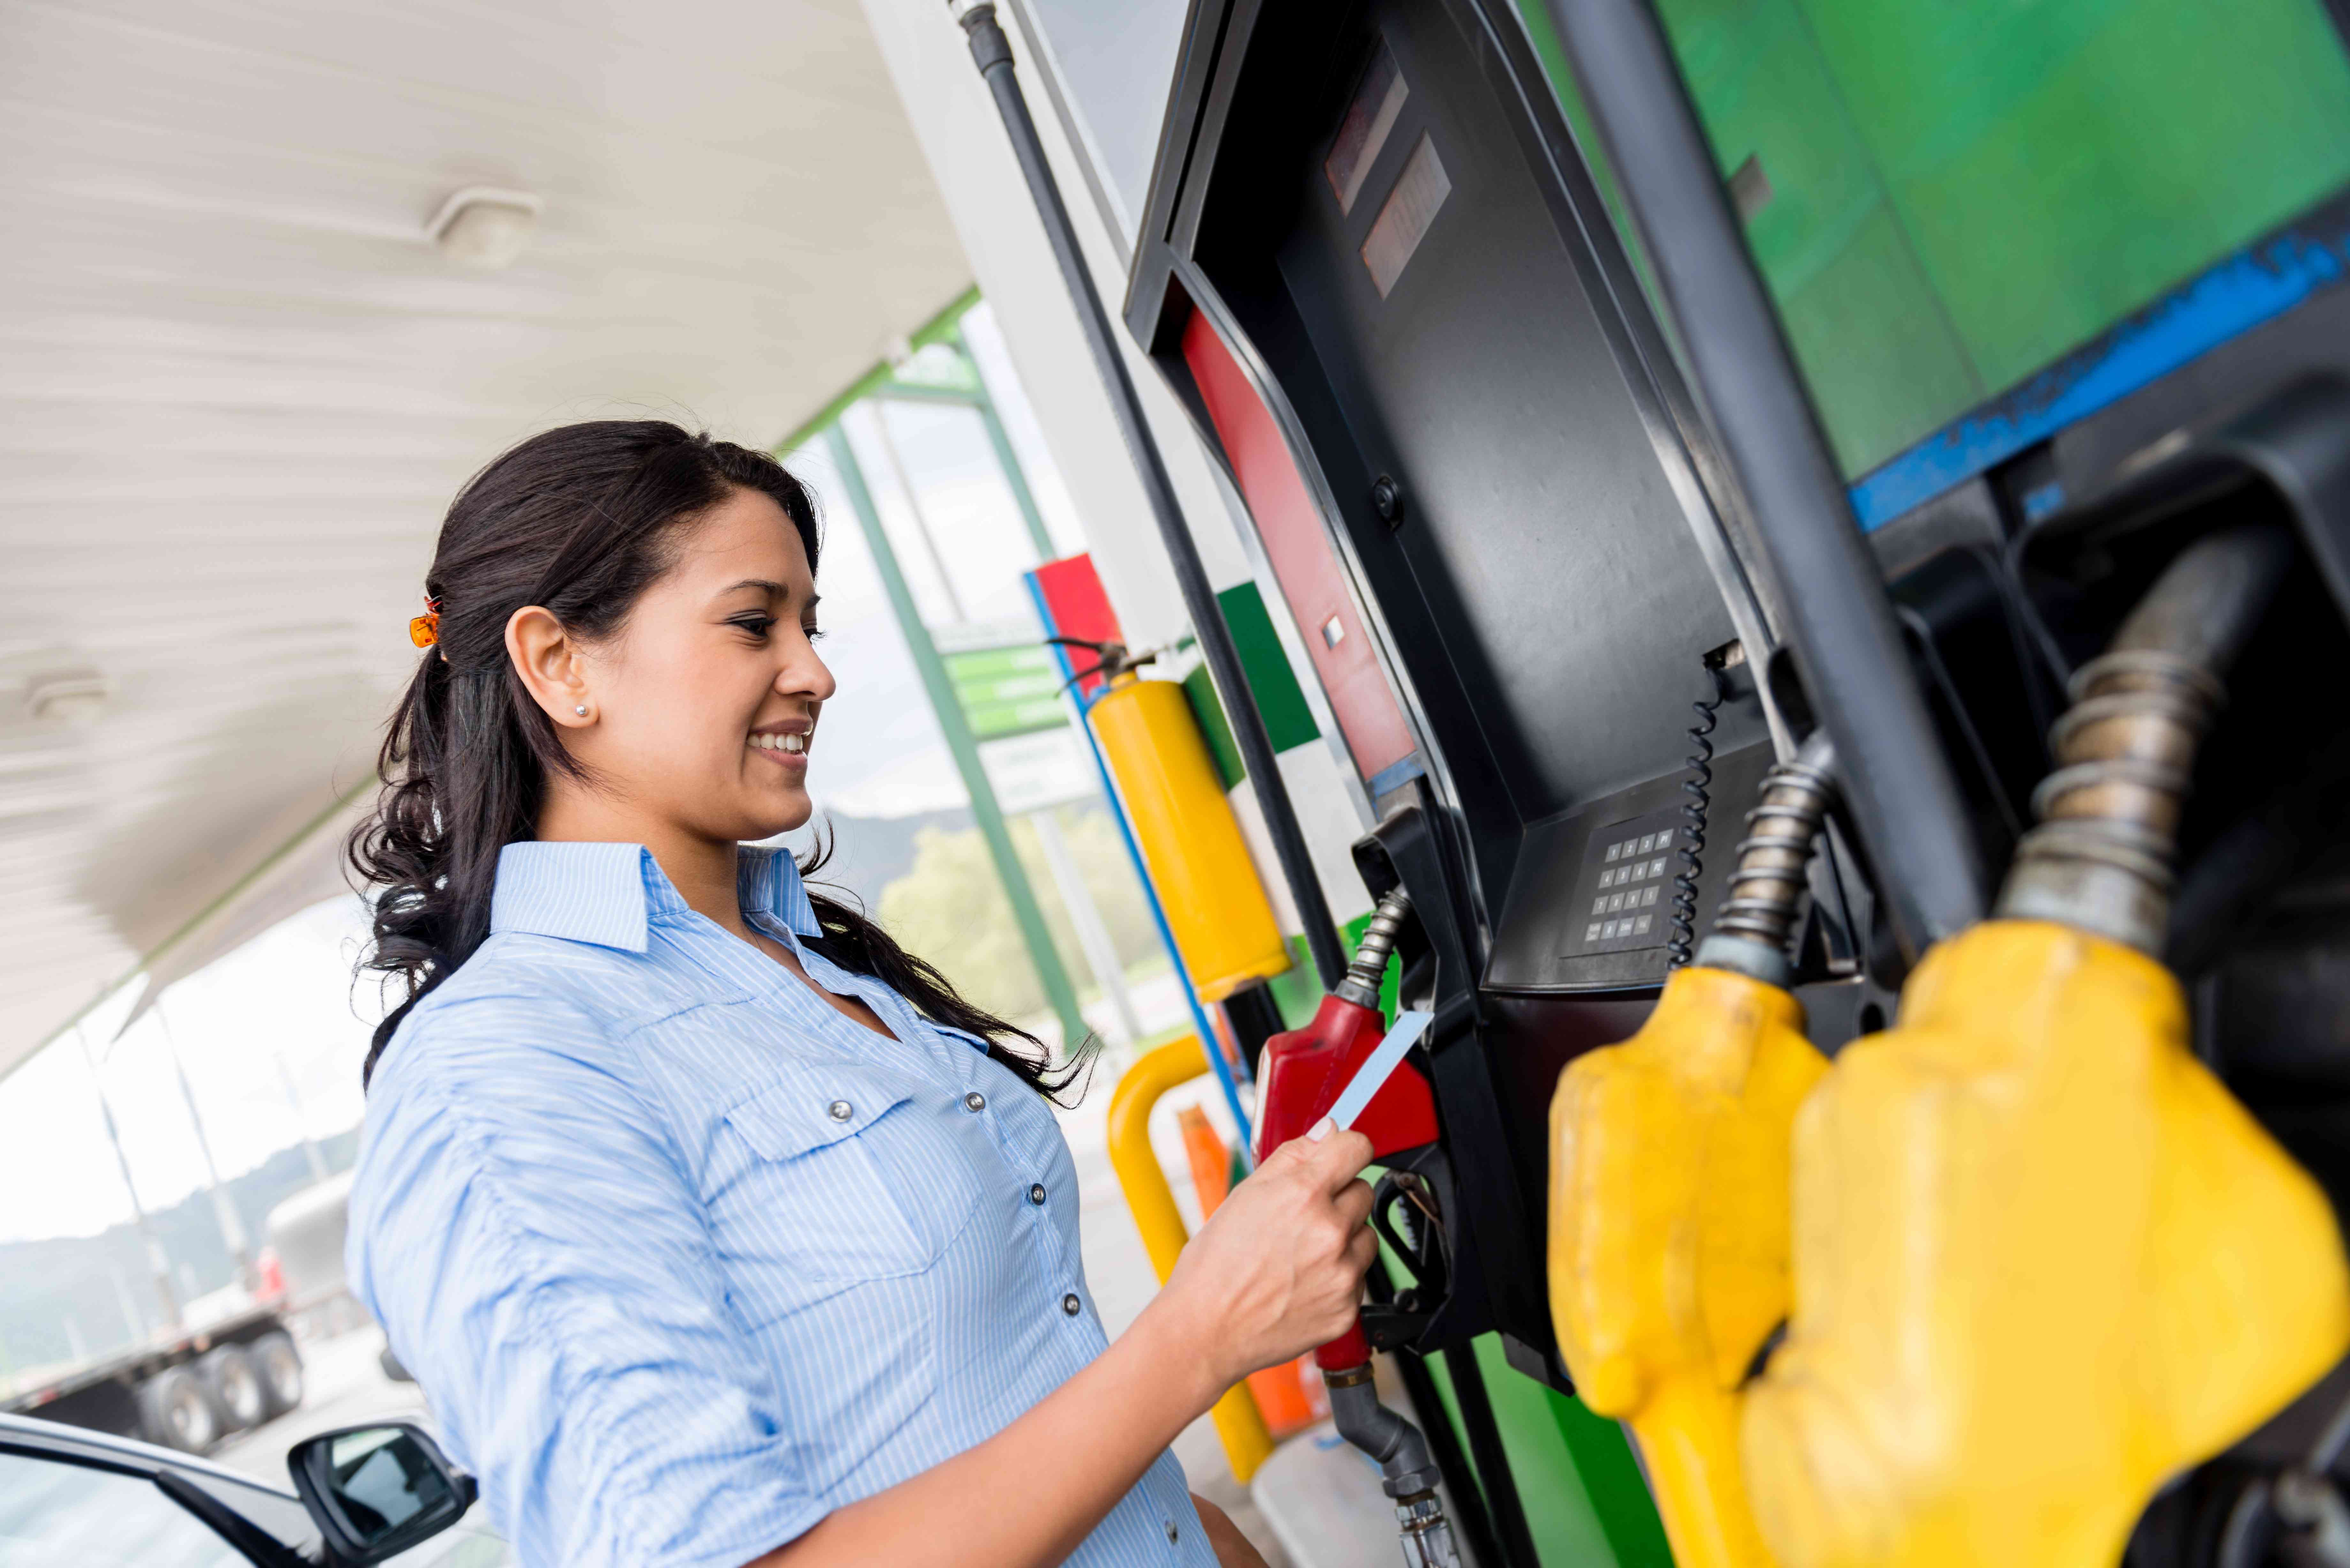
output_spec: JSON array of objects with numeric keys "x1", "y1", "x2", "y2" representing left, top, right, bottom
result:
[{"x1": 1148, "y1": 1119, "x2": 1378, "y2": 1396}]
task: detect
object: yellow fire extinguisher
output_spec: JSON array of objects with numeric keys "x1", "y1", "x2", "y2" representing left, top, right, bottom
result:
[{"x1": 1086, "y1": 660, "x2": 1291, "y2": 1002}]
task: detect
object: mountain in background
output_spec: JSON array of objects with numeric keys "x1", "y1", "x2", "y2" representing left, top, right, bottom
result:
[{"x1": 801, "y1": 805, "x2": 976, "y2": 916}]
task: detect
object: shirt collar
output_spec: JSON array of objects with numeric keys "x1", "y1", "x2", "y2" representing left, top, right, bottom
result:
[
  {"x1": 737, "y1": 843, "x2": 823, "y2": 940},
  {"x1": 490, "y1": 841, "x2": 822, "y2": 952}
]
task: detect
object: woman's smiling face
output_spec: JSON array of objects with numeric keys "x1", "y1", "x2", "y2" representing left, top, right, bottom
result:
[{"x1": 561, "y1": 484, "x2": 834, "y2": 844}]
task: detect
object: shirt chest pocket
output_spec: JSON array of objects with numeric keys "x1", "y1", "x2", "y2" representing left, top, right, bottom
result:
[{"x1": 713, "y1": 1062, "x2": 983, "y2": 1296}]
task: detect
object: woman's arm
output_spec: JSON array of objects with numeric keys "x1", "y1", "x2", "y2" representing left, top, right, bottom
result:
[{"x1": 752, "y1": 1121, "x2": 1376, "y2": 1568}]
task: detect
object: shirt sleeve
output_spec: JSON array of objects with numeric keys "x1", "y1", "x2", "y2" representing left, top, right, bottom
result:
[{"x1": 348, "y1": 988, "x2": 824, "y2": 1568}]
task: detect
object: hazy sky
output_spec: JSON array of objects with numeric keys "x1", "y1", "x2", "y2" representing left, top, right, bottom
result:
[{"x1": 0, "y1": 894, "x2": 378, "y2": 1243}]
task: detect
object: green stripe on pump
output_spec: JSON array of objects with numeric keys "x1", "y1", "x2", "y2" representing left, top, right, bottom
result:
[{"x1": 1216, "y1": 581, "x2": 1320, "y2": 755}]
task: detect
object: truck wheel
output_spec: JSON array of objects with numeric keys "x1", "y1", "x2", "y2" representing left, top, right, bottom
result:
[
  {"x1": 137, "y1": 1368, "x2": 219, "y2": 1453},
  {"x1": 195, "y1": 1345, "x2": 266, "y2": 1432},
  {"x1": 250, "y1": 1331, "x2": 304, "y2": 1416}
]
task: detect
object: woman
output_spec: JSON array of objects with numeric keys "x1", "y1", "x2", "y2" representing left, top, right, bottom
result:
[{"x1": 345, "y1": 421, "x2": 1378, "y2": 1568}]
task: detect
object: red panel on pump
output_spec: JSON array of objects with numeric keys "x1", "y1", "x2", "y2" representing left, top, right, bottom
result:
[
  {"x1": 1031, "y1": 554, "x2": 1123, "y2": 700},
  {"x1": 1179, "y1": 310, "x2": 1415, "y2": 781}
]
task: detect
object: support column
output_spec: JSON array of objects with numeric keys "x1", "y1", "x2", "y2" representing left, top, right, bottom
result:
[
  {"x1": 957, "y1": 328, "x2": 1059, "y2": 562},
  {"x1": 868, "y1": 406, "x2": 970, "y2": 624},
  {"x1": 77, "y1": 1026, "x2": 178, "y2": 1332},
  {"x1": 957, "y1": 326, "x2": 1143, "y2": 1044},
  {"x1": 825, "y1": 425, "x2": 1092, "y2": 1051},
  {"x1": 1030, "y1": 807, "x2": 1142, "y2": 1044},
  {"x1": 274, "y1": 1051, "x2": 331, "y2": 1185},
  {"x1": 156, "y1": 1001, "x2": 252, "y2": 1285}
]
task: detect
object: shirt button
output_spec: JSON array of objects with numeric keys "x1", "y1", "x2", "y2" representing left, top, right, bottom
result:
[
  {"x1": 1165, "y1": 1521, "x2": 1180, "y2": 1544},
  {"x1": 827, "y1": 1100, "x2": 853, "y2": 1121},
  {"x1": 1061, "y1": 1292, "x2": 1081, "y2": 1317},
  {"x1": 964, "y1": 1091, "x2": 987, "y2": 1112},
  {"x1": 1027, "y1": 1183, "x2": 1047, "y2": 1206}
]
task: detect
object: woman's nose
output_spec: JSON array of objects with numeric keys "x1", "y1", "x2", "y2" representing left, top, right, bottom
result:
[{"x1": 782, "y1": 639, "x2": 836, "y2": 703}]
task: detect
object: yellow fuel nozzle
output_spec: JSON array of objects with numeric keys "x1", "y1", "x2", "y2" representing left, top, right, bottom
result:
[
  {"x1": 1550, "y1": 964, "x2": 1825, "y2": 1568},
  {"x1": 1742, "y1": 523, "x2": 2350, "y2": 1568},
  {"x1": 1549, "y1": 736, "x2": 1837, "y2": 1568},
  {"x1": 1741, "y1": 920, "x2": 2349, "y2": 1568}
]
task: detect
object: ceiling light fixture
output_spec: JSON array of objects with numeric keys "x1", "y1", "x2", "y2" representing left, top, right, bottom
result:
[
  {"x1": 26, "y1": 668, "x2": 114, "y2": 726},
  {"x1": 424, "y1": 186, "x2": 543, "y2": 270}
]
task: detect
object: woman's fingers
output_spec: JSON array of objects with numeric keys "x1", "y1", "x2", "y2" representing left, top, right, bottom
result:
[
  {"x1": 1301, "y1": 1126, "x2": 1376, "y2": 1191},
  {"x1": 1153, "y1": 1116, "x2": 1389, "y2": 1386},
  {"x1": 1276, "y1": 1119, "x2": 1375, "y2": 1181}
]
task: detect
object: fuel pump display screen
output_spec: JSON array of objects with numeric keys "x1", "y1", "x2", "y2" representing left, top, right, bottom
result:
[{"x1": 1566, "y1": 806, "x2": 1684, "y2": 955}]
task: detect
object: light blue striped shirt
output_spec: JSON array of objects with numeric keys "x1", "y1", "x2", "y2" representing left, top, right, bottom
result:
[{"x1": 348, "y1": 841, "x2": 1210, "y2": 1568}]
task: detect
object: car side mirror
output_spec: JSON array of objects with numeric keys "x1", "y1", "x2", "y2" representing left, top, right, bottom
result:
[{"x1": 286, "y1": 1422, "x2": 478, "y2": 1564}]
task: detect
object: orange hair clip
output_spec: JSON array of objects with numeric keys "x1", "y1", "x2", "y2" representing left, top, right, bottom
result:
[{"x1": 409, "y1": 597, "x2": 442, "y2": 648}]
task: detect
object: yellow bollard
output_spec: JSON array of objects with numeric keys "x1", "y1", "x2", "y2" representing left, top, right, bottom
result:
[
  {"x1": 1741, "y1": 921, "x2": 2350, "y2": 1568},
  {"x1": 1549, "y1": 964, "x2": 1827, "y2": 1568},
  {"x1": 1105, "y1": 1035, "x2": 1276, "y2": 1484}
]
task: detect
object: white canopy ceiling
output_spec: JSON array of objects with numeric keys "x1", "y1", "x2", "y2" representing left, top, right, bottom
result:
[{"x1": 0, "y1": 0, "x2": 972, "y2": 1078}]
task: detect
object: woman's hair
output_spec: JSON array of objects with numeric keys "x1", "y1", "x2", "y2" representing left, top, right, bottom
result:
[{"x1": 349, "y1": 419, "x2": 1086, "y2": 1099}]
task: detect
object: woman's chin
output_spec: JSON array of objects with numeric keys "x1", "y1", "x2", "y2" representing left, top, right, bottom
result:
[
  {"x1": 744, "y1": 786, "x2": 816, "y2": 840},
  {"x1": 697, "y1": 769, "x2": 815, "y2": 844}
]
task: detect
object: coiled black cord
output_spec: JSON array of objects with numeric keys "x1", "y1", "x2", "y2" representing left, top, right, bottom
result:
[{"x1": 1667, "y1": 671, "x2": 1726, "y2": 968}]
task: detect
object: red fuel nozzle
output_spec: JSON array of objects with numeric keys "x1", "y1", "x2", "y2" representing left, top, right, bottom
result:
[
  {"x1": 1255, "y1": 994, "x2": 1442, "y2": 1174},
  {"x1": 1253, "y1": 891, "x2": 1439, "y2": 1372},
  {"x1": 1258, "y1": 892, "x2": 1462, "y2": 1566},
  {"x1": 1254, "y1": 893, "x2": 1437, "y2": 1167}
]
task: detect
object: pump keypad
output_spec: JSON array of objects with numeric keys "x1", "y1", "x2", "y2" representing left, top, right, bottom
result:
[{"x1": 1566, "y1": 807, "x2": 1686, "y2": 956}]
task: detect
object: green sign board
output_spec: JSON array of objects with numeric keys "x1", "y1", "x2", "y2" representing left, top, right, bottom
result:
[{"x1": 944, "y1": 643, "x2": 1066, "y2": 741}]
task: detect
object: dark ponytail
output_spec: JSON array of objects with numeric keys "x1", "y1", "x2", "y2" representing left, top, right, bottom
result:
[{"x1": 349, "y1": 420, "x2": 1086, "y2": 1102}]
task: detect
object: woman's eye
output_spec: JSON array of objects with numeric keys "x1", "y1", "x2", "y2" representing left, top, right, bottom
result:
[
  {"x1": 802, "y1": 623, "x2": 826, "y2": 642},
  {"x1": 730, "y1": 615, "x2": 777, "y2": 638}
]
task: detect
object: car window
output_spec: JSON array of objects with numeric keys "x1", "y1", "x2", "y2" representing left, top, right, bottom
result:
[
  {"x1": 0, "y1": 1450, "x2": 249, "y2": 1567},
  {"x1": 172, "y1": 1470, "x2": 315, "y2": 1553}
]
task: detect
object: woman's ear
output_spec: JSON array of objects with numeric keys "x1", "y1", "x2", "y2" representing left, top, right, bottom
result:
[{"x1": 506, "y1": 605, "x2": 595, "y2": 728}]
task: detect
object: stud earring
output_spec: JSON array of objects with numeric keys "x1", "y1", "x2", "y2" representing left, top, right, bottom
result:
[{"x1": 573, "y1": 705, "x2": 588, "y2": 717}]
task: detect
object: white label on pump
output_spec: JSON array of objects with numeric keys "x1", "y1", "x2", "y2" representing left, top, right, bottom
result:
[{"x1": 1327, "y1": 1010, "x2": 1435, "y2": 1131}]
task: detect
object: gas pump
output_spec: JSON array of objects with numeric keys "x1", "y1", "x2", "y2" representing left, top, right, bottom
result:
[{"x1": 962, "y1": 0, "x2": 2350, "y2": 1556}]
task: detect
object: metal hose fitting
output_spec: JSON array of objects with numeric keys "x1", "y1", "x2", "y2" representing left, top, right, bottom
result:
[
  {"x1": 1327, "y1": 1372, "x2": 1462, "y2": 1567},
  {"x1": 1337, "y1": 889, "x2": 1413, "y2": 1010},
  {"x1": 1694, "y1": 730, "x2": 1839, "y2": 987},
  {"x1": 1996, "y1": 522, "x2": 2294, "y2": 953},
  {"x1": 1395, "y1": 1491, "x2": 1464, "y2": 1568}
]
